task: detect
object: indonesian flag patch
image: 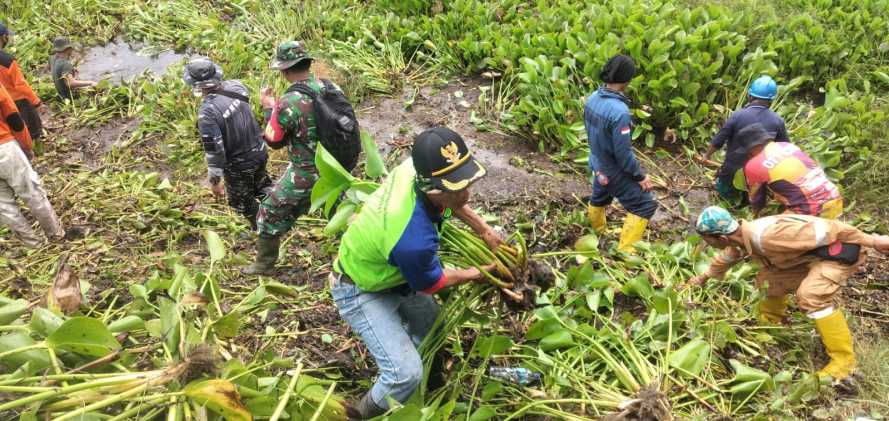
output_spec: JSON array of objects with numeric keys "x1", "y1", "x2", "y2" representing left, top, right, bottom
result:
[{"x1": 620, "y1": 127, "x2": 631, "y2": 135}]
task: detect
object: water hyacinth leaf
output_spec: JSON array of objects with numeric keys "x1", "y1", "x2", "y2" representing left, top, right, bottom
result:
[
  {"x1": 108, "y1": 315, "x2": 145, "y2": 334},
  {"x1": 481, "y1": 382, "x2": 503, "y2": 400},
  {"x1": 213, "y1": 311, "x2": 241, "y2": 338},
  {"x1": 30, "y1": 307, "x2": 65, "y2": 337},
  {"x1": 242, "y1": 286, "x2": 267, "y2": 307},
  {"x1": 310, "y1": 176, "x2": 350, "y2": 217},
  {"x1": 668, "y1": 338, "x2": 711, "y2": 376},
  {"x1": 534, "y1": 305, "x2": 560, "y2": 321},
  {"x1": 204, "y1": 230, "x2": 226, "y2": 263},
  {"x1": 244, "y1": 396, "x2": 276, "y2": 417},
  {"x1": 168, "y1": 264, "x2": 197, "y2": 298},
  {"x1": 651, "y1": 289, "x2": 679, "y2": 315},
  {"x1": 144, "y1": 319, "x2": 162, "y2": 337},
  {"x1": 386, "y1": 404, "x2": 423, "y2": 421},
  {"x1": 474, "y1": 335, "x2": 513, "y2": 358},
  {"x1": 526, "y1": 318, "x2": 560, "y2": 340},
  {"x1": 0, "y1": 332, "x2": 51, "y2": 374},
  {"x1": 323, "y1": 202, "x2": 357, "y2": 236},
  {"x1": 159, "y1": 296, "x2": 181, "y2": 354},
  {"x1": 728, "y1": 359, "x2": 773, "y2": 394},
  {"x1": 293, "y1": 375, "x2": 349, "y2": 419},
  {"x1": 586, "y1": 289, "x2": 601, "y2": 311},
  {"x1": 786, "y1": 373, "x2": 820, "y2": 403},
  {"x1": 264, "y1": 281, "x2": 299, "y2": 297},
  {"x1": 468, "y1": 406, "x2": 497, "y2": 421},
  {"x1": 361, "y1": 131, "x2": 387, "y2": 178},
  {"x1": 573, "y1": 234, "x2": 598, "y2": 253},
  {"x1": 621, "y1": 274, "x2": 654, "y2": 301},
  {"x1": 46, "y1": 317, "x2": 120, "y2": 357},
  {"x1": 0, "y1": 299, "x2": 29, "y2": 324},
  {"x1": 539, "y1": 330, "x2": 574, "y2": 351},
  {"x1": 184, "y1": 379, "x2": 252, "y2": 421},
  {"x1": 315, "y1": 143, "x2": 354, "y2": 186}
]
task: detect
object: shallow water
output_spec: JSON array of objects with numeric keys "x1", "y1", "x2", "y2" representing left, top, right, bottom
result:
[{"x1": 77, "y1": 37, "x2": 186, "y2": 83}]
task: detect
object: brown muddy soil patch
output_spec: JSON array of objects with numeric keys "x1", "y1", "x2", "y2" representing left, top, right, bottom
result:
[
  {"x1": 845, "y1": 255, "x2": 889, "y2": 336},
  {"x1": 64, "y1": 117, "x2": 142, "y2": 167},
  {"x1": 357, "y1": 78, "x2": 587, "y2": 204}
]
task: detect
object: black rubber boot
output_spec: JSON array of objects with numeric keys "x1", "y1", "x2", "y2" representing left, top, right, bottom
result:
[
  {"x1": 241, "y1": 234, "x2": 280, "y2": 275},
  {"x1": 427, "y1": 352, "x2": 449, "y2": 392},
  {"x1": 354, "y1": 392, "x2": 386, "y2": 420}
]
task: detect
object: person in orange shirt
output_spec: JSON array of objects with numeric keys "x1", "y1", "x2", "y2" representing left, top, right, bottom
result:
[
  {"x1": 0, "y1": 84, "x2": 63, "y2": 247},
  {"x1": 0, "y1": 22, "x2": 44, "y2": 146}
]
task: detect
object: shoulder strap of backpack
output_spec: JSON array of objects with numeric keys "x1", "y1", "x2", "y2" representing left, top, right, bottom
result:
[
  {"x1": 285, "y1": 81, "x2": 320, "y2": 99},
  {"x1": 213, "y1": 90, "x2": 250, "y2": 103}
]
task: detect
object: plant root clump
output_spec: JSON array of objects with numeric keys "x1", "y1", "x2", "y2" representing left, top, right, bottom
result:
[
  {"x1": 606, "y1": 385, "x2": 672, "y2": 421},
  {"x1": 179, "y1": 345, "x2": 221, "y2": 384},
  {"x1": 502, "y1": 259, "x2": 555, "y2": 312}
]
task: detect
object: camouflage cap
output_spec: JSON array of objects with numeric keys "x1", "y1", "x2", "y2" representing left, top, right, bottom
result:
[{"x1": 270, "y1": 40, "x2": 312, "y2": 70}]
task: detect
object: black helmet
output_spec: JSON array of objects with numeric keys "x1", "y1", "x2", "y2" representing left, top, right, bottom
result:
[{"x1": 183, "y1": 58, "x2": 223, "y2": 89}]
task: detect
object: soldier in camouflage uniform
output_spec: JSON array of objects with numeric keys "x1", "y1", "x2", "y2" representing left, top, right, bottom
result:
[{"x1": 243, "y1": 41, "x2": 326, "y2": 275}]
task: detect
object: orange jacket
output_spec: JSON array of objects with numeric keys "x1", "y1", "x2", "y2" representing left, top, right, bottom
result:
[
  {"x1": 0, "y1": 50, "x2": 40, "y2": 106},
  {"x1": 0, "y1": 83, "x2": 32, "y2": 150}
]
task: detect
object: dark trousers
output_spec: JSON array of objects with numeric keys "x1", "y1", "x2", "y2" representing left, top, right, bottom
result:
[
  {"x1": 15, "y1": 100, "x2": 43, "y2": 140},
  {"x1": 715, "y1": 170, "x2": 749, "y2": 208},
  {"x1": 589, "y1": 174, "x2": 658, "y2": 219},
  {"x1": 224, "y1": 161, "x2": 272, "y2": 230}
]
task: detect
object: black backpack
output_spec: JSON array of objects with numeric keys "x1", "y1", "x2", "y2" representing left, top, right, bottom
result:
[{"x1": 286, "y1": 79, "x2": 361, "y2": 172}]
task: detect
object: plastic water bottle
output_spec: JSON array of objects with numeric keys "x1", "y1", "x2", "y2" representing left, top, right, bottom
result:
[{"x1": 488, "y1": 367, "x2": 542, "y2": 386}]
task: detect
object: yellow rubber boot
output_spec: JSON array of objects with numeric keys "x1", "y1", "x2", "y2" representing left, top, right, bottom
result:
[
  {"x1": 587, "y1": 205, "x2": 607, "y2": 233},
  {"x1": 758, "y1": 296, "x2": 788, "y2": 325},
  {"x1": 812, "y1": 309, "x2": 856, "y2": 380},
  {"x1": 617, "y1": 214, "x2": 649, "y2": 254}
]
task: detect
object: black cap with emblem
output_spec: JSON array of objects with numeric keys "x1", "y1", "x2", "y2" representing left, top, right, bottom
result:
[{"x1": 411, "y1": 127, "x2": 487, "y2": 192}]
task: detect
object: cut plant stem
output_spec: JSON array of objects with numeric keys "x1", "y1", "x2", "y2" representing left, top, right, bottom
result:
[{"x1": 269, "y1": 361, "x2": 303, "y2": 421}]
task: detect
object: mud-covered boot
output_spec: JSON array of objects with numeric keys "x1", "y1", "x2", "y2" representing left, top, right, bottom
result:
[
  {"x1": 241, "y1": 234, "x2": 280, "y2": 275},
  {"x1": 354, "y1": 392, "x2": 386, "y2": 420}
]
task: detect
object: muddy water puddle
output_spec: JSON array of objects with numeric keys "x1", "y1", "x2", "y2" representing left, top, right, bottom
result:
[{"x1": 78, "y1": 37, "x2": 187, "y2": 83}]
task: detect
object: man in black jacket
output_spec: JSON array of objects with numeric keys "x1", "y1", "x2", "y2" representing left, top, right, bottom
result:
[{"x1": 184, "y1": 58, "x2": 271, "y2": 230}]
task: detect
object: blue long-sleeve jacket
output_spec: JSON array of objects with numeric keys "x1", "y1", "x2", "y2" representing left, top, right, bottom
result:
[{"x1": 583, "y1": 87, "x2": 645, "y2": 181}]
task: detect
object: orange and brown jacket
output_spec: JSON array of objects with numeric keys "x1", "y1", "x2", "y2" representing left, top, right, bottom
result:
[
  {"x1": 0, "y1": 83, "x2": 32, "y2": 150},
  {"x1": 0, "y1": 50, "x2": 40, "y2": 106},
  {"x1": 705, "y1": 214, "x2": 877, "y2": 279}
]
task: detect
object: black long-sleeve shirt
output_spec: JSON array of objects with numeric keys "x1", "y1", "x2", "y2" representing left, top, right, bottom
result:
[{"x1": 197, "y1": 80, "x2": 267, "y2": 178}]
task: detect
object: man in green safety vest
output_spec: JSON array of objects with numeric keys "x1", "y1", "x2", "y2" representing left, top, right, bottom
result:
[{"x1": 331, "y1": 127, "x2": 501, "y2": 419}]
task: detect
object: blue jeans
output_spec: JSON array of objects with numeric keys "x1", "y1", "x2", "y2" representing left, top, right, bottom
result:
[{"x1": 330, "y1": 278, "x2": 440, "y2": 409}]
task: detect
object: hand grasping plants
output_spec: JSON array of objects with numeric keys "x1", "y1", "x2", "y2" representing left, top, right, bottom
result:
[
  {"x1": 209, "y1": 178, "x2": 225, "y2": 201},
  {"x1": 260, "y1": 86, "x2": 276, "y2": 109}
]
